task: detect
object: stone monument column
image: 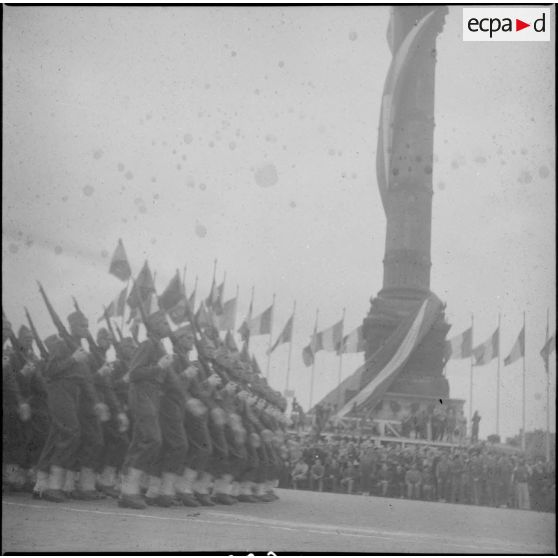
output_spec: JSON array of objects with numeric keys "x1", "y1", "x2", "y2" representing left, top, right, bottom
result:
[{"x1": 362, "y1": 6, "x2": 450, "y2": 398}]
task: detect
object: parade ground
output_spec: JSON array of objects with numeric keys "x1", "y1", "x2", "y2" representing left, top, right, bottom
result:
[{"x1": 2, "y1": 489, "x2": 555, "y2": 554}]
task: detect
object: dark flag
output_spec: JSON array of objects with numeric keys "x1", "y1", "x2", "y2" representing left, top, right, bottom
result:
[
  {"x1": 109, "y1": 239, "x2": 132, "y2": 282},
  {"x1": 127, "y1": 261, "x2": 155, "y2": 309},
  {"x1": 159, "y1": 270, "x2": 183, "y2": 311}
]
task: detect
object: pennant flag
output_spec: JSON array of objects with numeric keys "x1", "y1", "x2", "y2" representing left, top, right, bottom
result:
[
  {"x1": 206, "y1": 278, "x2": 225, "y2": 314},
  {"x1": 145, "y1": 292, "x2": 160, "y2": 317},
  {"x1": 240, "y1": 304, "x2": 273, "y2": 337},
  {"x1": 504, "y1": 326, "x2": 525, "y2": 366},
  {"x1": 473, "y1": 328, "x2": 499, "y2": 366},
  {"x1": 109, "y1": 239, "x2": 132, "y2": 282},
  {"x1": 268, "y1": 314, "x2": 293, "y2": 355},
  {"x1": 127, "y1": 261, "x2": 155, "y2": 309},
  {"x1": 188, "y1": 287, "x2": 196, "y2": 313},
  {"x1": 540, "y1": 331, "x2": 556, "y2": 371},
  {"x1": 225, "y1": 330, "x2": 239, "y2": 352},
  {"x1": 316, "y1": 294, "x2": 443, "y2": 418},
  {"x1": 444, "y1": 327, "x2": 473, "y2": 360},
  {"x1": 98, "y1": 285, "x2": 128, "y2": 323},
  {"x1": 217, "y1": 297, "x2": 237, "y2": 331},
  {"x1": 302, "y1": 344, "x2": 315, "y2": 367},
  {"x1": 159, "y1": 271, "x2": 183, "y2": 311},
  {"x1": 340, "y1": 325, "x2": 365, "y2": 354}
]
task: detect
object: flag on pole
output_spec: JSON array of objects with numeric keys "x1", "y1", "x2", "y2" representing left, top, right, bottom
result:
[
  {"x1": 239, "y1": 305, "x2": 273, "y2": 337},
  {"x1": 158, "y1": 271, "x2": 183, "y2": 311},
  {"x1": 317, "y1": 319, "x2": 344, "y2": 352},
  {"x1": 195, "y1": 301, "x2": 218, "y2": 329},
  {"x1": 206, "y1": 277, "x2": 225, "y2": 315},
  {"x1": 339, "y1": 325, "x2": 365, "y2": 354},
  {"x1": 267, "y1": 314, "x2": 294, "y2": 355},
  {"x1": 217, "y1": 297, "x2": 237, "y2": 331},
  {"x1": 109, "y1": 239, "x2": 132, "y2": 282},
  {"x1": 225, "y1": 330, "x2": 239, "y2": 352},
  {"x1": 540, "y1": 332, "x2": 556, "y2": 371},
  {"x1": 302, "y1": 318, "x2": 320, "y2": 367},
  {"x1": 504, "y1": 326, "x2": 525, "y2": 366},
  {"x1": 444, "y1": 327, "x2": 473, "y2": 360},
  {"x1": 251, "y1": 355, "x2": 263, "y2": 376},
  {"x1": 98, "y1": 285, "x2": 128, "y2": 322},
  {"x1": 473, "y1": 327, "x2": 499, "y2": 366},
  {"x1": 127, "y1": 261, "x2": 155, "y2": 309}
]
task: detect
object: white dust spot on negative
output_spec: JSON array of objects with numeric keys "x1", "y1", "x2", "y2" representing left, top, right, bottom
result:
[
  {"x1": 518, "y1": 170, "x2": 533, "y2": 184},
  {"x1": 254, "y1": 163, "x2": 278, "y2": 188},
  {"x1": 349, "y1": 31, "x2": 358, "y2": 41},
  {"x1": 328, "y1": 148, "x2": 336, "y2": 156},
  {"x1": 539, "y1": 165, "x2": 549, "y2": 179},
  {"x1": 289, "y1": 201, "x2": 296, "y2": 208},
  {"x1": 54, "y1": 245, "x2": 63, "y2": 255},
  {"x1": 199, "y1": 183, "x2": 207, "y2": 191},
  {"x1": 83, "y1": 184, "x2": 94, "y2": 196},
  {"x1": 117, "y1": 163, "x2": 125, "y2": 172},
  {"x1": 231, "y1": 51, "x2": 237, "y2": 57},
  {"x1": 9, "y1": 243, "x2": 19, "y2": 254},
  {"x1": 195, "y1": 222, "x2": 207, "y2": 238},
  {"x1": 125, "y1": 171, "x2": 134, "y2": 180},
  {"x1": 184, "y1": 133, "x2": 193, "y2": 144},
  {"x1": 229, "y1": 141, "x2": 237, "y2": 150},
  {"x1": 278, "y1": 60, "x2": 285, "y2": 68},
  {"x1": 93, "y1": 149, "x2": 103, "y2": 160},
  {"x1": 151, "y1": 177, "x2": 157, "y2": 183},
  {"x1": 101, "y1": 249, "x2": 109, "y2": 258}
]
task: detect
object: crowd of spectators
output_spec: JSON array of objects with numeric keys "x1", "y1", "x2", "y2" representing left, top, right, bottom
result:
[{"x1": 277, "y1": 434, "x2": 555, "y2": 513}]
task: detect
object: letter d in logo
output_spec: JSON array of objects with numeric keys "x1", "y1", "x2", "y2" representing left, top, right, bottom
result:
[{"x1": 534, "y1": 13, "x2": 546, "y2": 32}]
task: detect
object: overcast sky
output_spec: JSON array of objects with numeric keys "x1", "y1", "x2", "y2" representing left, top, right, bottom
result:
[{"x1": 2, "y1": 5, "x2": 555, "y2": 440}]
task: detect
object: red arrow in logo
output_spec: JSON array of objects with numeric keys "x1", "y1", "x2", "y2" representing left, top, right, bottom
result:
[{"x1": 516, "y1": 18, "x2": 530, "y2": 31}]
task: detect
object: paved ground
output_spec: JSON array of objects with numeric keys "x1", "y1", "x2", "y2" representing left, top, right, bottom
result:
[{"x1": 2, "y1": 489, "x2": 555, "y2": 554}]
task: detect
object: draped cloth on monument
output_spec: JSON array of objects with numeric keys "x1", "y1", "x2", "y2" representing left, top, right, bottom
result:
[{"x1": 317, "y1": 294, "x2": 444, "y2": 418}]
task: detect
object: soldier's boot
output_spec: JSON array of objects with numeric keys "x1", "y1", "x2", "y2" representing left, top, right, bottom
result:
[
  {"x1": 238, "y1": 481, "x2": 260, "y2": 503},
  {"x1": 175, "y1": 468, "x2": 200, "y2": 507},
  {"x1": 119, "y1": 467, "x2": 146, "y2": 509},
  {"x1": 42, "y1": 466, "x2": 67, "y2": 503},
  {"x1": 212, "y1": 476, "x2": 235, "y2": 505},
  {"x1": 97, "y1": 466, "x2": 119, "y2": 498},
  {"x1": 73, "y1": 467, "x2": 105, "y2": 500},
  {"x1": 32, "y1": 470, "x2": 50, "y2": 499},
  {"x1": 158, "y1": 472, "x2": 177, "y2": 507},
  {"x1": 144, "y1": 475, "x2": 162, "y2": 506}
]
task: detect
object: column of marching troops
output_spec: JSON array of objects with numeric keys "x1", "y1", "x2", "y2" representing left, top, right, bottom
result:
[{"x1": 2, "y1": 307, "x2": 288, "y2": 509}]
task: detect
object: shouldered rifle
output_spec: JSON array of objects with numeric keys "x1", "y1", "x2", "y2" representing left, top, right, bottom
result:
[
  {"x1": 181, "y1": 291, "x2": 229, "y2": 383},
  {"x1": 2, "y1": 308, "x2": 29, "y2": 369},
  {"x1": 71, "y1": 297, "x2": 105, "y2": 368},
  {"x1": 114, "y1": 323, "x2": 125, "y2": 343},
  {"x1": 24, "y1": 306, "x2": 49, "y2": 360},
  {"x1": 37, "y1": 281, "x2": 79, "y2": 352},
  {"x1": 102, "y1": 306, "x2": 126, "y2": 360}
]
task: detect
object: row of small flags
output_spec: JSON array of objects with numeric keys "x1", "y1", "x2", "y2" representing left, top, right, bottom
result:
[
  {"x1": 445, "y1": 321, "x2": 556, "y2": 372},
  {"x1": 106, "y1": 239, "x2": 555, "y2": 370}
]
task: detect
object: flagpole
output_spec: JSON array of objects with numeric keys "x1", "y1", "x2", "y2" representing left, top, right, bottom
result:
[
  {"x1": 336, "y1": 308, "x2": 346, "y2": 411},
  {"x1": 309, "y1": 309, "x2": 319, "y2": 411},
  {"x1": 521, "y1": 311, "x2": 526, "y2": 452},
  {"x1": 265, "y1": 293, "x2": 276, "y2": 379},
  {"x1": 233, "y1": 284, "x2": 239, "y2": 332},
  {"x1": 121, "y1": 279, "x2": 130, "y2": 332},
  {"x1": 545, "y1": 308, "x2": 550, "y2": 462},
  {"x1": 182, "y1": 265, "x2": 187, "y2": 292},
  {"x1": 496, "y1": 312, "x2": 501, "y2": 437},
  {"x1": 285, "y1": 300, "x2": 296, "y2": 393},
  {"x1": 469, "y1": 313, "x2": 474, "y2": 430}
]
